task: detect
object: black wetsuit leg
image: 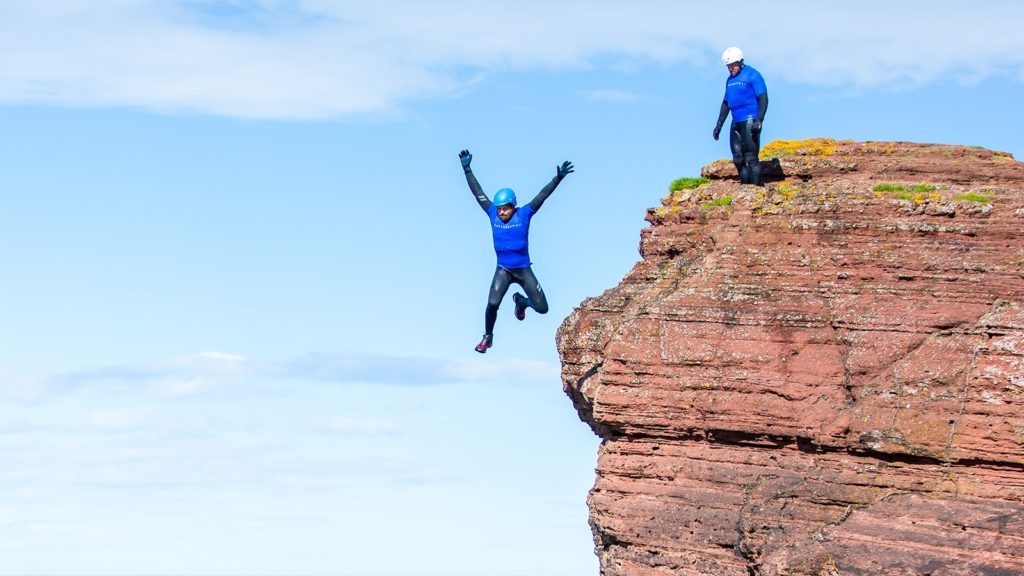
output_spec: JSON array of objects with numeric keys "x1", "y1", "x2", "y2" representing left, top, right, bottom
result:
[
  {"x1": 483, "y1": 265, "x2": 549, "y2": 335},
  {"x1": 485, "y1": 267, "x2": 514, "y2": 336},
  {"x1": 507, "y1": 266, "x2": 548, "y2": 314},
  {"x1": 731, "y1": 119, "x2": 763, "y2": 186},
  {"x1": 748, "y1": 119, "x2": 763, "y2": 186},
  {"x1": 729, "y1": 123, "x2": 748, "y2": 183}
]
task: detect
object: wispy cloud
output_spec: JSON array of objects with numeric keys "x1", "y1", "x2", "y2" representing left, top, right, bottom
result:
[
  {"x1": 0, "y1": 1, "x2": 1019, "y2": 118},
  {"x1": 316, "y1": 416, "x2": 398, "y2": 435},
  {"x1": 9, "y1": 350, "x2": 559, "y2": 400},
  {"x1": 88, "y1": 410, "x2": 154, "y2": 432},
  {"x1": 41, "y1": 351, "x2": 250, "y2": 398},
  {"x1": 277, "y1": 352, "x2": 558, "y2": 385},
  {"x1": 584, "y1": 89, "x2": 641, "y2": 103}
]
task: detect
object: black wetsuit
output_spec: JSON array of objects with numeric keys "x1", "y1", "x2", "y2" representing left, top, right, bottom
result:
[
  {"x1": 730, "y1": 116, "x2": 763, "y2": 185},
  {"x1": 464, "y1": 166, "x2": 562, "y2": 337},
  {"x1": 715, "y1": 65, "x2": 769, "y2": 185}
]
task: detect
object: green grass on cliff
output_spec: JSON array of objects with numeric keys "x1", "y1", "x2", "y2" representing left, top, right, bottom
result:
[
  {"x1": 873, "y1": 183, "x2": 906, "y2": 192},
  {"x1": 873, "y1": 183, "x2": 938, "y2": 193},
  {"x1": 670, "y1": 177, "x2": 710, "y2": 191},
  {"x1": 700, "y1": 196, "x2": 732, "y2": 209},
  {"x1": 952, "y1": 193, "x2": 991, "y2": 203}
]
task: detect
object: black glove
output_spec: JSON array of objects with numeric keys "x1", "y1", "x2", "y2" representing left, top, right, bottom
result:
[
  {"x1": 556, "y1": 161, "x2": 574, "y2": 180},
  {"x1": 752, "y1": 119, "x2": 762, "y2": 132},
  {"x1": 713, "y1": 126, "x2": 721, "y2": 141},
  {"x1": 459, "y1": 149, "x2": 472, "y2": 169}
]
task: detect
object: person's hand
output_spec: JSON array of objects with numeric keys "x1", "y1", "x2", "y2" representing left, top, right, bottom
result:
[
  {"x1": 556, "y1": 161, "x2": 574, "y2": 179},
  {"x1": 752, "y1": 119, "x2": 762, "y2": 132},
  {"x1": 459, "y1": 149, "x2": 472, "y2": 169},
  {"x1": 713, "y1": 126, "x2": 721, "y2": 141}
]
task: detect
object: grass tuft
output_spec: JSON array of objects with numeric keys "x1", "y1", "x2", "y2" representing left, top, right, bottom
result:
[
  {"x1": 873, "y1": 183, "x2": 906, "y2": 192},
  {"x1": 700, "y1": 196, "x2": 732, "y2": 209},
  {"x1": 952, "y1": 193, "x2": 991, "y2": 203},
  {"x1": 874, "y1": 183, "x2": 937, "y2": 194},
  {"x1": 670, "y1": 177, "x2": 710, "y2": 191}
]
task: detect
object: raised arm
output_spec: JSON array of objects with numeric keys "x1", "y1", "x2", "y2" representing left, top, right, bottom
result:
[
  {"x1": 529, "y1": 161, "x2": 574, "y2": 212},
  {"x1": 460, "y1": 149, "x2": 491, "y2": 212}
]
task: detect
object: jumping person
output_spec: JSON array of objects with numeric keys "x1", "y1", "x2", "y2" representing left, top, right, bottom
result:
[
  {"x1": 459, "y1": 149, "x2": 574, "y2": 354},
  {"x1": 713, "y1": 46, "x2": 768, "y2": 186}
]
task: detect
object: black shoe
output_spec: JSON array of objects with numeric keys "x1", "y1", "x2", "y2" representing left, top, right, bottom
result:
[
  {"x1": 474, "y1": 334, "x2": 493, "y2": 353},
  {"x1": 513, "y1": 293, "x2": 527, "y2": 321}
]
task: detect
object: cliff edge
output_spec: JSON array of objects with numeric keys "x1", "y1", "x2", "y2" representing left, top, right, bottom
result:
[{"x1": 557, "y1": 140, "x2": 1024, "y2": 575}]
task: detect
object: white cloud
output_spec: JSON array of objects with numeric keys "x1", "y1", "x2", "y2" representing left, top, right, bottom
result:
[
  {"x1": 156, "y1": 378, "x2": 215, "y2": 397},
  {"x1": 443, "y1": 358, "x2": 560, "y2": 383},
  {"x1": 584, "y1": 89, "x2": 641, "y2": 103},
  {"x1": 317, "y1": 416, "x2": 398, "y2": 435},
  {"x1": 279, "y1": 352, "x2": 559, "y2": 386},
  {"x1": 26, "y1": 522, "x2": 88, "y2": 536},
  {"x1": 0, "y1": 376, "x2": 44, "y2": 403},
  {"x1": 88, "y1": 410, "x2": 153, "y2": 432},
  {"x1": 0, "y1": 1, "x2": 1019, "y2": 118},
  {"x1": 9, "y1": 350, "x2": 560, "y2": 400},
  {"x1": 40, "y1": 351, "x2": 250, "y2": 398},
  {"x1": 194, "y1": 351, "x2": 247, "y2": 363}
]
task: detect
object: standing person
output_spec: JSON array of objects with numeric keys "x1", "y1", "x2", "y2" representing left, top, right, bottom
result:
[
  {"x1": 713, "y1": 46, "x2": 768, "y2": 186},
  {"x1": 458, "y1": 149, "x2": 574, "y2": 354}
]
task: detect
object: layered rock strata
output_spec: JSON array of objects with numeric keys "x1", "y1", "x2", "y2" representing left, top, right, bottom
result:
[{"x1": 557, "y1": 140, "x2": 1024, "y2": 575}]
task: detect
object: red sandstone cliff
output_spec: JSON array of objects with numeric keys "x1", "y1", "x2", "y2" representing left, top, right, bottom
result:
[{"x1": 557, "y1": 140, "x2": 1024, "y2": 576}]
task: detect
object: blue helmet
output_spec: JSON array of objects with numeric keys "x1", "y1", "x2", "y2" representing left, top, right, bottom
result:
[{"x1": 493, "y1": 188, "x2": 517, "y2": 207}]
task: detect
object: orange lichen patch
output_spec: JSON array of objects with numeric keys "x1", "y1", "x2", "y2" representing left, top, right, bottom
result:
[
  {"x1": 912, "y1": 192, "x2": 944, "y2": 205},
  {"x1": 761, "y1": 138, "x2": 844, "y2": 158}
]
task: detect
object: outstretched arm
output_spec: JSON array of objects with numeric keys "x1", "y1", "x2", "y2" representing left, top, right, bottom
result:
[
  {"x1": 529, "y1": 161, "x2": 574, "y2": 212},
  {"x1": 460, "y1": 149, "x2": 491, "y2": 212}
]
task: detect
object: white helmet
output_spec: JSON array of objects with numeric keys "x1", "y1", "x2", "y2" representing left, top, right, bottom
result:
[{"x1": 721, "y1": 46, "x2": 744, "y2": 65}]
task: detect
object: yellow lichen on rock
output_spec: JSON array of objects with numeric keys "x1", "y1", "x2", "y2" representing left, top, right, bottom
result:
[
  {"x1": 761, "y1": 138, "x2": 844, "y2": 159},
  {"x1": 775, "y1": 181, "x2": 799, "y2": 200}
]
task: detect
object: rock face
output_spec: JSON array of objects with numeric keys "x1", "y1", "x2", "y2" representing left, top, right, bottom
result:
[{"x1": 557, "y1": 140, "x2": 1024, "y2": 575}]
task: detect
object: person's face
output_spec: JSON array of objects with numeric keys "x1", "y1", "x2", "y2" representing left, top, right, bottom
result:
[
  {"x1": 727, "y1": 61, "x2": 742, "y2": 76},
  {"x1": 497, "y1": 203, "x2": 515, "y2": 222}
]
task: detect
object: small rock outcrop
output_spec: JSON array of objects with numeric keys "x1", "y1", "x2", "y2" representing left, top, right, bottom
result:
[{"x1": 557, "y1": 140, "x2": 1024, "y2": 575}]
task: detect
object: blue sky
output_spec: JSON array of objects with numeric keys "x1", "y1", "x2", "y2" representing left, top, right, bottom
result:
[{"x1": 1, "y1": 1, "x2": 1022, "y2": 575}]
